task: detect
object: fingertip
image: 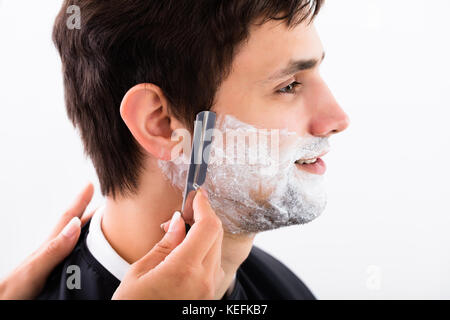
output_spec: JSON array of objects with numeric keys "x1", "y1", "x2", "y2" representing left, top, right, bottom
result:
[
  {"x1": 168, "y1": 211, "x2": 184, "y2": 233},
  {"x1": 160, "y1": 217, "x2": 173, "y2": 233},
  {"x1": 86, "y1": 183, "x2": 94, "y2": 197},
  {"x1": 61, "y1": 217, "x2": 81, "y2": 238},
  {"x1": 68, "y1": 182, "x2": 95, "y2": 218},
  {"x1": 81, "y1": 182, "x2": 95, "y2": 203},
  {"x1": 198, "y1": 187, "x2": 208, "y2": 199},
  {"x1": 162, "y1": 212, "x2": 186, "y2": 247},
  {"x1": 80, "y1": 208, "x2": 96, "y2": 226},
  {"x1": 84, "y1": 181, "x2": 94, "y2": 192},
  {"x1": 77, "y1": 181, "x2": 93, "y2": 199},
  {"x1": 193, "y1": 188, "x2": 203, "y2": 205},
  {"x1": 193, "y1": 187, "x2": 211, "y2": 215}
]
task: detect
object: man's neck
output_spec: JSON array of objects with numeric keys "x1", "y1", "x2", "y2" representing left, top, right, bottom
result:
[{"x1": 100, "y1": 163, "x2": 255, "y2": 298}]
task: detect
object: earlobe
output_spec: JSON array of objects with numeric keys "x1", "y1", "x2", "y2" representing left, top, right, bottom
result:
[{"x1": 119, "y1": 83, "x2": 180, "y2": 161}]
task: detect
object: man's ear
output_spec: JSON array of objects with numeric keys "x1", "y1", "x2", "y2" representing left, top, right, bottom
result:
[{"x1": 120, "y1": 83, "x2": 183, "y2": 161}]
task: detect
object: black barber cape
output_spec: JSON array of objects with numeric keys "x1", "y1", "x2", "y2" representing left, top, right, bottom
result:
[{"x1": 36, "y1": 220, "x2": 315, "y2": 300}]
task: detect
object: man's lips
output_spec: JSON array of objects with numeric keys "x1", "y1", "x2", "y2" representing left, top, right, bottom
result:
[
  {"x1": 295, "y1": 157, "x2": 326, "y2": 175},
  {"x1": 294, "y1": 151, "x2": 328, "y2": 175}
]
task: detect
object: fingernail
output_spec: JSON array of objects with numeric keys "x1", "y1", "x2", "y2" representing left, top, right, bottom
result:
[
  {"x1": 62, "y1": 217, "x2": 81, "y2": 238},
  {"x1": 168, "y1": 211, "x2": 181, "y2": 233},
  {"x1": 160, "y1": 223, "x2": 165, "y2": 232}
]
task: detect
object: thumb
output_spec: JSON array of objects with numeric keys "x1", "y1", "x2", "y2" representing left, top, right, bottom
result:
[{"x1": 133, "y1": 211, "x2": 186, "y2": 275}]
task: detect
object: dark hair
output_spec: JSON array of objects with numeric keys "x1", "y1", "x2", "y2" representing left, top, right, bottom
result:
[{"x1": 53, "y1": 0, "x2": 323, "y2": 198}]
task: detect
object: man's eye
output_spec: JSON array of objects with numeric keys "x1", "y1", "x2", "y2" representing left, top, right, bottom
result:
[{"x1": 276, "y1": 81, "x2": 302, "y2": 94}]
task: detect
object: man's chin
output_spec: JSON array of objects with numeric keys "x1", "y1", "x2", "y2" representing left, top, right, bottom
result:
[{"x1": 219, "y1": 200, "x2": 327, "y2": 235}]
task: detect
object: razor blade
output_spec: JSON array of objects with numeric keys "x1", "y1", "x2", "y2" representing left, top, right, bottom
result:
[{"x1": 180, "y1": 111, "x2": 216, "y2": 222}]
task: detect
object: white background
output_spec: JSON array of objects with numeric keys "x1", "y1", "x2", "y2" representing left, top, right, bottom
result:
[{"x1": 0, "y1": 0, "x2": 449, "y2": 299}]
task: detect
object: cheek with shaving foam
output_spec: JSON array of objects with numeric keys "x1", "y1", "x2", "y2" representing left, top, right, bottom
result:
[{"x1": 157, "y1": 113, "x2": 329, "y2": 234}]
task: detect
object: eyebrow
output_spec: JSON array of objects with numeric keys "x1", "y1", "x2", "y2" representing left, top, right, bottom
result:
[{"x1": 264, "y1": 51, "x2": 325, "y2": 82}]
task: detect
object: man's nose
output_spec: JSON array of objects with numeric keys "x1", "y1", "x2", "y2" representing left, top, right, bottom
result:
[{"x1": 308, "y1": 83, "x2": 350, "y2": 138}]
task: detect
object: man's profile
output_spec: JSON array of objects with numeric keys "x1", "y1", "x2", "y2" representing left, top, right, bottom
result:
[{"x1": 37, "y1": 0, "x2": 349, "y2": 300}]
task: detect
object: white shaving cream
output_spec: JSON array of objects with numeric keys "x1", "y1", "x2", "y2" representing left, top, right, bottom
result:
[{"x1": 158, "y1": 113, "x2": 330, "y2": 235}]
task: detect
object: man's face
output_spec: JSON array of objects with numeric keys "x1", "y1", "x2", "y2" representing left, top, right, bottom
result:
[
  {"x1": 159, "y1": 18, "x2": 349, "y2": 234},
  {"x1": 204, "y1": 19, "x2": 349, "y2": 233},
  {"x1": 211, "y1": 19, "x2": 348, "y2": 142}
]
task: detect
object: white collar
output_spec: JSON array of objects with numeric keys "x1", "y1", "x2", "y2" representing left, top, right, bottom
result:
[{"x1": 86, "y1": 206, "x2": 130, "y2": 281}]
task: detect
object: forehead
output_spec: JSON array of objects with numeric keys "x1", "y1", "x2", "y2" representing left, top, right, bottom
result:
[{"x1": 231, "y1": 19, "x2": 323, "y2": 82}]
